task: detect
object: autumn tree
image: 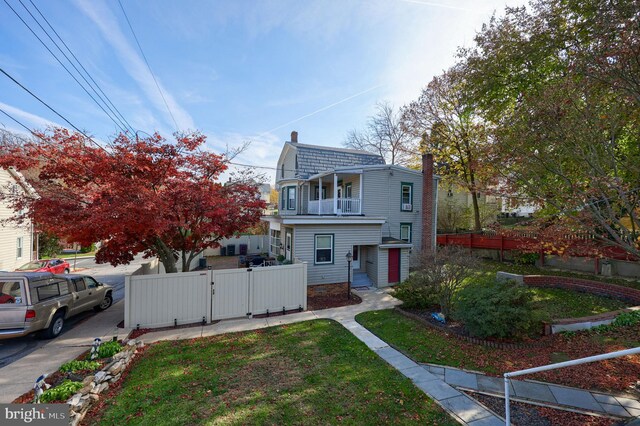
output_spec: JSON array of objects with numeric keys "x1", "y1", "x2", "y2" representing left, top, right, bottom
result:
[
  {"x1": 0, "y1": 128, "x2": 265, "y2": 272},
  {"x1": 344, "y1": 101, "x2": 417, "y2": 166},
  {"x1": 402, "y1": 65, "x2": 494, "y2": 231},
  {"x1": 461, "y1": 0, "x2": 640, "y2": 257}
]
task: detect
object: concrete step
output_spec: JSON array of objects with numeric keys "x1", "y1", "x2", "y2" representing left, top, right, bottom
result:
[{"x1": 352, "y1": 272, "x2": 373, "y2": 288}]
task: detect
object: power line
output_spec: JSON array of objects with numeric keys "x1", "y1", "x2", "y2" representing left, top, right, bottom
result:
[
  {"x1": 2, "y1": 0, "x2": 132, "y2": 136},
  {"x1": 117, "y1": 0, "x2": 180, "y2": 132},
  {"x1": 0, "y1": 66, "x2": 109, "y2": 153},
  {"x1": 25, "y1": 0, "x2": 137, "y2": 135}
]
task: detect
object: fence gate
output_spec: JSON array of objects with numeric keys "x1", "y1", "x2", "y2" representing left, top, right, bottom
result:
[{"x1": 211, "y1": 268, "x2": 251, "y2": 320}]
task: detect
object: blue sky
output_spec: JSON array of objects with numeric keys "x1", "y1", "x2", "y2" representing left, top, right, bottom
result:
[{"x1": 0, "y1": 0, "x2": 525, "y2": 182}]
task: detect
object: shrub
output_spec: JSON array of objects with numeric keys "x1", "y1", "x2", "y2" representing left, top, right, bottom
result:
[
  {"x1": 455, "y1": 279, "x2": 541, "y2": 339},
  {"x1": 612, "y1": 310, "x2": 640, "y2": 327},
  {"x1": 405, "y1": 246, "x2": 479, "y2": 317},
  {"x1": 513, "y1": 251, "x2": 538, "y2": 265},
  {"x1": 60, "y1": 360, "x2": 101, "y2": 373},
  {"x1": 40, "y1": 380, "x2": 83, "y2": 403},
  {"x1": 393, "y1": 274, "x2": 439, "y2": 309},
  {"x1": 90, "y1": 341, "x2": 122, "y2": 359},
  {"x1": 79, "y1": 243, "x2": 96, "y2": 254}
]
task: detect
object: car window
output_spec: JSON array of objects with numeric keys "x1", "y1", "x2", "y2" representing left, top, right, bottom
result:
[
  {"x1": 85, "y1": 277, "x2": 99, "y2": 289},
  {"x1": 36, "y1": 282, "x2": 61, "y2": 301},
  {"x1": 74, "y1": 278, "x2": 86, "y2": 292},
  {"x1": 0, "y1": 281, "x2": 22, "y2": 305}
]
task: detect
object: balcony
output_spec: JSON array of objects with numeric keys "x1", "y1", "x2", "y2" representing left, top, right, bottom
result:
[{"x1": 308, "y1": 198, "x2": 361, "y2": 215}]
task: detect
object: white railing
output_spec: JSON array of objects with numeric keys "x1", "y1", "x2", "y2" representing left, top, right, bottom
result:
[
  {"x1": 308, "y1": 198, "x2": 361, "y2": 215},
  {"x1": 503, "y1": 346, "x2": 640, "y2": 425}
]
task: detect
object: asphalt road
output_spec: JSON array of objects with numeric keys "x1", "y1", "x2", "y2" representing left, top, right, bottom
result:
[{"x1": 0, "y1": 256, "x2": 147, "y2": 368}]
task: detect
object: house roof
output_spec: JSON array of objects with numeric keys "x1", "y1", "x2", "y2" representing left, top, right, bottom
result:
[{"x1": 291, "y1": 142, "x2": 385, "y2": 179}]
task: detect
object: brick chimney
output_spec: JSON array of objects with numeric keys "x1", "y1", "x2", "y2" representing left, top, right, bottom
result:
[
  {"x1": 290, "y1": 131, "x2": 298, "y2": 143},
  {"x1": 422, "y1": 153, "x2": 434, "y2": 253}
]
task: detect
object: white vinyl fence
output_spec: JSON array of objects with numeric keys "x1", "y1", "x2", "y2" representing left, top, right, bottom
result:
[{"x1": 124, "y1": 263, "x2": 307, "y2": 328}]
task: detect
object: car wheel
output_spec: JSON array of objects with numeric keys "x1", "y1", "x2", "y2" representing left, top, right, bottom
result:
[
  {"x1": 43, "y1": 311, "x2": 65, "y2": 339},
  {"x1": 94, "y1": 294, "x2": 113, "y2": 311},
  {"x1": 64, "y1": 268, "x2": 70, "y2": 274}
]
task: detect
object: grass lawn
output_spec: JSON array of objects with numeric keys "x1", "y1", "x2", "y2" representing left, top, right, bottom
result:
[
  {"x1": 356, "y1": 310, "x2": 640, "y2": 393},
  {"x1": 530, "y1": 287, "x2": 629, "y2": 319},
  {"x1": 41, "y1": 251, "x2": 96, "y2": 259},
  {"x1": 95, "y1": 320, "x2": 457, "y2": 425}
]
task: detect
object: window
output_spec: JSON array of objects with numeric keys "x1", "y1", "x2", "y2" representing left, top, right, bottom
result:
[
  {"x1": 281, "y1": 164, "x2": 284, "y2": 178},
  {"x1": 36, "y1": 282, "x2": 62, "y2": 301},
  {"x1": 281, "y1": 188, "x2": 286, "y2": 210},
  {"x1": 401, "y1": 182, "x2": 413, "y2": 211},
  {"x1": 85, "y1": 277, "x2": 99, "y2": 289},
  {"x1": 400, "y1": 223, "x2": 412, "y2": 243},
  {"x1": 314, "y1": 186, "x2": 327, "y2": 200},
  {"x1": 314, "y1": 234, "x2": 334, "y2": 264},
  {"x1": 344, "y1": 183, "x2": 352, "y2": 199},
  {"x1": 0, "y1": 281, "x2": 22, "y2": 305},
  {"x1": 287, "y1": 186, "x2": 296, "y2": 210},
  {"x1": 16, "y1": 237, "x2": 23, "y2": 259},
  {"x1": 74, "y1": 278, "x2": 86, "y2": 292}
]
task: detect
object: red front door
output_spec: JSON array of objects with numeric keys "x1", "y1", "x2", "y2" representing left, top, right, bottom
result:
[{"x1": 388, "y1": 248, "x2": 400, "y2": 283}]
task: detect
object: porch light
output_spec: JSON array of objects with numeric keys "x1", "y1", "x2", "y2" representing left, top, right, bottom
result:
[{"x1": 345, "y1": 250, "x2": 353, "y2": 263}]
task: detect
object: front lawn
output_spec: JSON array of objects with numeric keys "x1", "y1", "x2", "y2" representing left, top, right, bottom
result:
[
  {"x1": 94, "y1": 320, "x2": 456, "y2": 425},
  {"x1": 356, "y1": 310, "x2": 640, "y2": 393}
]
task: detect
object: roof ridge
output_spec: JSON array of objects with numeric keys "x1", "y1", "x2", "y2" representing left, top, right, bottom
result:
[{"x1": 293, "y1": 142, "x2": 383, "y2": 157}]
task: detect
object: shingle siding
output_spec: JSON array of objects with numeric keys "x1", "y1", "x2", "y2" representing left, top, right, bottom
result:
[{"x1": 295, "y1": 144, "x2": 384, "y2": 179}]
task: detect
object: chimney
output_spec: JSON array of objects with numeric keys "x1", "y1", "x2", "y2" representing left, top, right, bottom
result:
[
  {"x1": 421, "y1": 153, "x2": 434, "y2": 253},
  {"x1": 290, "y1": 131, "x2": 298, "y2": 143}
]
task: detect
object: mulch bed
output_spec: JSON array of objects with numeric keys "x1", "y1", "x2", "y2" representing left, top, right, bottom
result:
[
  {"x1": 464, "y1": 391, "x2": 620, "y2": 426},
  {"x1": 307, "y1": 293, "x2": 362, "y2": 310}
]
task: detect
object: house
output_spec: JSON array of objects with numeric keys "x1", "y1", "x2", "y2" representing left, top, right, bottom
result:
[
  {"x1": 0, "y1": 167, "x2": 35, "y2": 271},
  {"x1": 262, "y1": 131, "x2": 439, "y2": 295}
]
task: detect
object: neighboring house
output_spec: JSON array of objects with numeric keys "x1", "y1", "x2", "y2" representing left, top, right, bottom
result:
[
  {"x1": 0, "y1": 167, "x2": 35, "y2": 271},
  {"x1": 262, "y1": 131, "x2": 439, "y2": 294}
]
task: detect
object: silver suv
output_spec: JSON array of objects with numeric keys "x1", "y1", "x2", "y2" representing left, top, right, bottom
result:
[{"x1": 0, "y1": 272, "x2": 113, "y2": 339}]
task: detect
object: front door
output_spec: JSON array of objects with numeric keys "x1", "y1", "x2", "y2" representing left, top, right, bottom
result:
[
  {"x1": 352, "y1": 245, "x2": 360, "y2": 270},
  {"x1": 285, "y1": 232, "x2": 292, "y2": 261},
  {"x1": 388, "y1": 248, "x2": 400, "y2": 284}
]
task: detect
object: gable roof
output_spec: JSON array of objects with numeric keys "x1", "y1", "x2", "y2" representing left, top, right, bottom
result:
[{"x1": 291, "y1": 142, "x2": 385, "y2": 179}]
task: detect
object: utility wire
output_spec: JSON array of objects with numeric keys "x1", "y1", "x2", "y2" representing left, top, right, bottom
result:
[
  {"x1": 117, "y1": 0, "x2": 180, "y2": 132},
  {"x1": 25, "y1": 0, "x2": 137, "y2": 135},
  {"x1": 2, "y1": 0, "x2": 129, "y2": 136},
  {"x1": 0, "y1": 66, "x2": 109, "y2": 153}
]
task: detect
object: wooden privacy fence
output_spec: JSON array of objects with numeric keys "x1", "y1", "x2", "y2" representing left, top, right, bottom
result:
[
  {"x1": 124, "y1": 263, "x2": 308, "y2": 329},
  {"x1": 437, "y1": 232, "x2": 637, "y2": 262}
]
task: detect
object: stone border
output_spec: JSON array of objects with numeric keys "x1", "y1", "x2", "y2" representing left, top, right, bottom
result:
[
  {"x1": 67, "y1": 339, "x2": 144, "y2": 426},
  {"x1": 499, "y1": 273, "x2": 640, "y2": 334},
  {"x1": 395, "y1": 307, "x2": 549, "y2": 350}
]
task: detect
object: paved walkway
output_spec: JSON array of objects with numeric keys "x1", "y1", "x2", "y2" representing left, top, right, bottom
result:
[{"x1": 423, "y1": 364, "x2": 640, "y2": 419}]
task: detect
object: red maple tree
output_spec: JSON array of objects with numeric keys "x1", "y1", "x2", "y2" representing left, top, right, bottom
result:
[{"x1": 0, "y1": 128, "x2": 265, "y2": 272}]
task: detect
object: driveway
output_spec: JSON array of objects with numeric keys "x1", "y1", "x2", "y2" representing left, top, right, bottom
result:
[{"x1": 0, "y1": 256, "x2": 147, "y2": 369}]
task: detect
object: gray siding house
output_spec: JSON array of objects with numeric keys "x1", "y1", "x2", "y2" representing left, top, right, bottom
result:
[{"x1": 263, "y1": 132, "x2": 439, "y2": 293}]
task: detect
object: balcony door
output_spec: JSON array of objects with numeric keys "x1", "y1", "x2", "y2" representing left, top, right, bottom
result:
[{"x1": 352, "y1": 245, "x2": 360, "y2": 269}]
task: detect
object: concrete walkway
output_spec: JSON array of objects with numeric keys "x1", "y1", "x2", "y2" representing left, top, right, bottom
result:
[
  {"x1": 423, "y1": 364, "x2": 640, "y2": 419},
  {"x1": 0, "y1": 300, "x2": 129, "y2": 403}
]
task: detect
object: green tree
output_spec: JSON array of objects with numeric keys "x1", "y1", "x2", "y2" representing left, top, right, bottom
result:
[{"x1": 38, "y1": 231, "x2": 62, "y2": 258}]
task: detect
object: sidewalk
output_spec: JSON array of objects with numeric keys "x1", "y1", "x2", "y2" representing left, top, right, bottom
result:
[
  {"x1": 422, "y1": 364, "x2": 640, "y2": 419},
  {"x1": 0, "y1": 300, "x2": 128, "y2": 403}
]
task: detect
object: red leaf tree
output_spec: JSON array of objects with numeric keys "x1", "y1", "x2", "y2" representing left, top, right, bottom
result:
[{"x1": 0, "y1": 128, "x2": 265, "y2": 273}]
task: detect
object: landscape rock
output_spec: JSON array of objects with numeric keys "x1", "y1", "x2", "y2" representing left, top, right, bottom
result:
[
  {"x1": 82, "y1": 375, "x2": 94, "y2": 386},
  {"x1": 93, "y1": 371, "x2": 108, "y2": 383}
]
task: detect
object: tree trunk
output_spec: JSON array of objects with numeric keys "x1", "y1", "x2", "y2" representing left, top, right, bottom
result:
[
  {"x1": 155, "y1": 238, "x2": 178, "y2": 273},
  {"x1": 471, "y1": 191, "x2": 482, "y2": 232}
]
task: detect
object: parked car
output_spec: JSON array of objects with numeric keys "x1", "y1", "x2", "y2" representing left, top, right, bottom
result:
[
  {"x1": 16, "y1": 259, "x2": 70, "y2": 274},
  {"x1": 0, "y1": 272, "x2": 113, "y2": 340}
]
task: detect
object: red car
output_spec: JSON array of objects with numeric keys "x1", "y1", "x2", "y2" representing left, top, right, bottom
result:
[{"x1": 15, "y1": 259, "x2": 70, "y2": 274}]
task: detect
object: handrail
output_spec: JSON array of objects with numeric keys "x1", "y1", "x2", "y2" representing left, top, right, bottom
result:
[{"x1": 503, "y1": 346, "x2": 640, "y2": 425}]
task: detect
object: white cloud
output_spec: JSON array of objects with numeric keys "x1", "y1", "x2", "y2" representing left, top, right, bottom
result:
[
  {"x1": 0, "y1": 102, "x2": 60, "y2": 130},
  {"x1": 74, "y1": 0, "x2": 195, "y2": 132}
]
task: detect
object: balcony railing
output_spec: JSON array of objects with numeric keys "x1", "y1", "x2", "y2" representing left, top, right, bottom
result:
[{"x1": 308, "y1": 198, "x2": 361, "y2": 215}]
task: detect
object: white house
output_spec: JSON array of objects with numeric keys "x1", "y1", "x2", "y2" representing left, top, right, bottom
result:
[
  {"x1": 262, "y1": 131, "x2": 439, "y2": 296},
  {"x1": 0, "y1": 168, "x2": 35, "y2": 271}
]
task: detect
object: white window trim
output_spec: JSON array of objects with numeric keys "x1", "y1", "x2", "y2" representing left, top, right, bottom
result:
[
  {"x1": 314, "y1": 234, "x2": 334, "y2": 265},
  {"x1": 16, "y1": 237, "x2": 23, "y2": 259}
]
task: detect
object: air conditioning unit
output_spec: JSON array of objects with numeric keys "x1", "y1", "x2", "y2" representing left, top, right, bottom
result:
[{"x1": 402, "y1": 203, "x2": 412, "y2": 210}]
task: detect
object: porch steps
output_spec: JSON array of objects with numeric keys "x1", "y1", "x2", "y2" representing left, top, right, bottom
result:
[{"x1": 352, "y1": 272, "x2": 373, "y2": 288}]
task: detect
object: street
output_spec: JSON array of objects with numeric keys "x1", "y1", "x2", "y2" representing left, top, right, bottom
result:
[{"x1": 0, "y1": 256, "x2": 147, "y2": 368}]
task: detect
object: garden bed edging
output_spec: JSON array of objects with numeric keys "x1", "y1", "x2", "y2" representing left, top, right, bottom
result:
[{"x1": 67, "y1": 339, "x2": 144, "y2": 426}]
